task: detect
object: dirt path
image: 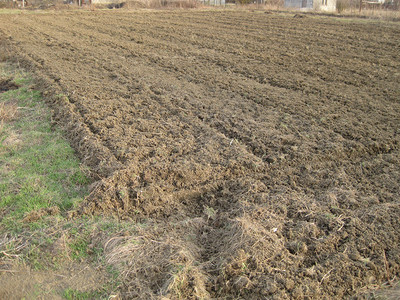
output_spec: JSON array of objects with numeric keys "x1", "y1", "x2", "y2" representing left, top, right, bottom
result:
[{"x1": 1, "y1": 10, "x2": 399, "y2": 298}]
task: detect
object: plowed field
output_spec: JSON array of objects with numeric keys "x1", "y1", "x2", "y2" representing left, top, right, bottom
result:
[{"x1": 1, "y1": 10, "x2": 400, "y2": 299}]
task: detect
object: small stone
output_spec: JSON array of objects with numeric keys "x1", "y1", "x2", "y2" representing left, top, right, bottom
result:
[{"x1": 265, "y1": 156, "x2": 276, "y2": 164}]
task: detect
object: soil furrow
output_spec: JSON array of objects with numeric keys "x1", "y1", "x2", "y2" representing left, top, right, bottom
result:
[{"x1": 1, "y1": 10, "x2": 399, "y2": 299}]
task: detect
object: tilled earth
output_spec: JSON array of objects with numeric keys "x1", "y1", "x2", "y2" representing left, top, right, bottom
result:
[{"x1": 1, "y1": 10, "x2": 400, "y2": 299}]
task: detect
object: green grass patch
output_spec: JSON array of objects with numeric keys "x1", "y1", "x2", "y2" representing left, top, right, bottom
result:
[
  {"x1": 63, "y1": 288, "x2": 94, "y2": 300},
  {"x1": 0, "y1": 63, "x2": 90, "y2": 231}
]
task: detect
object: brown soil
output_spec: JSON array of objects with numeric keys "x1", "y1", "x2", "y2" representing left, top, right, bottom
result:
[
  {"x1": 1, "y1": 10, "x2": 399, "y2": 299},
  {"x1": 0, "y1": 78, "x2": 19, "y2": 93}
]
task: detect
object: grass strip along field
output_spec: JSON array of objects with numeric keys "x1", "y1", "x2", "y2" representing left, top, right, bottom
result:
[
  {"x1": 0, "y1": 64, "x2": 89, "y2": 230},
  {"x1": 1, "y1": 9, "x2": 400, "y2": 299},
  {"x1": 0, "y1": 63, "x2": 125, "y2": 299}
]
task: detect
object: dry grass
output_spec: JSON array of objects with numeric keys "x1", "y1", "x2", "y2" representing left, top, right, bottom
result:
[
  {"x1": 101, "y1": 204, "x2": 289, "y2": 299},
  {"x1": 330, "y1": 0, "x2": 400, "y2": 19},
  {"x1": 0, "y1": 100, "x2": 18, "y2": 140},
  {"x1": 0, "y1": 101, "x2": 18, "y2": 123},
  {"x1": 121, "y1": 0, "x2": 200, "y2": 9},
  {"x1": 343, "y1": 8, "x2": 400, "y2": 20},
  {"x1": 105, "y1": 220, "x2": 209, "y2": 299}
]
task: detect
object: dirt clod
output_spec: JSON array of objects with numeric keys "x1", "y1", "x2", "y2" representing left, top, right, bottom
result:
[
  {"x1": 0, "y1": 78, "x2": 19, "y2": 93},
  {"x1": 23, "y1": 206, "x2": 60, "y2": 223}
]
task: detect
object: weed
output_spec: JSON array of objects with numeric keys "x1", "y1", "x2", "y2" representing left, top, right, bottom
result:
[
  {"x1": 204, "y1": 205, "x2": 217, "y2": 220},
  {"x1": 69, "y1": 237, "x2": 89, "y2": 261},
  {"x1": 324, "y1": 212, "x2": 335, "y2": 219},
  {"x1": 63, "y1": 288, "x2": 93, "y2": 300},
  {"x1": 241, "y1": 262, "x2": 248, "y2": 273}
]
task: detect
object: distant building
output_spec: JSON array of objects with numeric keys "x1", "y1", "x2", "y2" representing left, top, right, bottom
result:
[{"x1": 284, "y1": 0, "x2": 336, "y2": 11}]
